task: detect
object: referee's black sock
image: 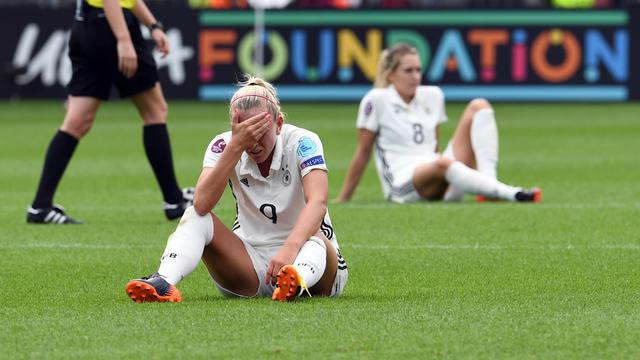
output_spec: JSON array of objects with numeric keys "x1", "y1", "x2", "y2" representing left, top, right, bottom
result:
[
  {"x1": 31, "y1": 130, "x2": 79, "y2": 209},
  {"x1": 143, "y1": 123, "x2": 183, "y2": 204}
]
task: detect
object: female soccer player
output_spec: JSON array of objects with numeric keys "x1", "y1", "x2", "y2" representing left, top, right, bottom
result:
[
  {"x1": 336, "y1": 43, "x2": 541, "y2": 204},
  {"x1": 26, "y1": 0, "x2": 192, "y2": 224},
  {"x1": 125, "y1": 76, "x2": 348, "y2": 302}
]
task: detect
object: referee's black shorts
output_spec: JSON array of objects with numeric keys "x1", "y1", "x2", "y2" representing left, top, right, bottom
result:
[{"x1": 67, "y1": 6, "x2": 158, "y2": 100}]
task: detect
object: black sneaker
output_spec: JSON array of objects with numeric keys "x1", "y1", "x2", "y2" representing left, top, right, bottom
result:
[
  {"x1": 125, "y1": 273, "x2": 182, "y2": 303},
  {"x1": 26, "y1": 205, "x2": 82, "y2": 224},
  {"x1": 164, "y1": 187, "x2": 194, "y2": 220},
  {"x1": 515, "y1": 187, "x2": 542, "y2": 203}
]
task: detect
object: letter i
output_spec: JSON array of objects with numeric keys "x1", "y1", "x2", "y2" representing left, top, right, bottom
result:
[{"x1": 512, "y1": 29, "x2": 528, "y2": 82}]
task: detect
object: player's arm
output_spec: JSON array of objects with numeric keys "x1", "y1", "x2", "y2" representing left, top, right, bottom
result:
[
  {"x1": 265, "y1": 169, "x2": 328, "y2": 284},
  {"x1": 335, "y1": 129, "x2": 376, "y2": 202},
  {"x1": 193, "y1": 150, "x2": 241, "y2": 216},
  {"x1": 103, "y1": 0, "x2": 137, "y2": 78},
  {"x1": 193, "y1": 111, "x2": 271, "y2": 216},
  {"x1": 130, "y1": 0, "x2": 169, "y2": 57}
]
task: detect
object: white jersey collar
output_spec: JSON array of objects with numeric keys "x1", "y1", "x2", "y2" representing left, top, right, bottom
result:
[
  {"x1": 388, "y1": 85, "x2": 415, "y2": 108},
  {"x1": 238, "y1": 132, "x2": 284, "y2": 181}
]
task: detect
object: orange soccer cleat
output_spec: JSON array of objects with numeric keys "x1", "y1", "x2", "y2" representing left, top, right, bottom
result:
[
  {"x1": 477, "y1": 187, "x2": 542, "y2": 203},
  {"x1": 515, "y1": 187, "x2": 542, "y2": 203},
  {"x1": 125, "y1": 273, "x2": 182, "y2": 303},
  {"x1": 272, "y1": 265, "x2": 308, "y2": 302}
]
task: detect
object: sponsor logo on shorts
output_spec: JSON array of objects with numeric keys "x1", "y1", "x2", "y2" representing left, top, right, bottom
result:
[
  {"x1": 297, "y1": 136, "x2": 317, "y2": 157},
  {"x1": 300, "y1": 155, "x2": 324, "y2": 169},
  {"x1": 364, "y1": 101, "x2": 373, "y2": 117},
  {"x1": 211, "y1": 138, "x2": 226, "y2": 153}
]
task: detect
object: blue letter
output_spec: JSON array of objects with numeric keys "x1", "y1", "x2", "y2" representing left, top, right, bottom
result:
[
  {"x1": 585, "y1": 29, "x2": 628, "y2": 82},
  {"x1": 428, "y1": 30, "x2": 476, "y2": 82},
  {"x1": 292, "y1": 29, "x2": 334, "y2": 82}
]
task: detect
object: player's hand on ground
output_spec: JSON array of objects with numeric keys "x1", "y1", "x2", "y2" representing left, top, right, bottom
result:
[
  {"x1": 265, "y1": 244, "x2": 298, "y2": 285},
  {"x1": 151, "y1": 29, "x2": 170, "y2": 58},
  {"x1": 230, "y1": 110, "x2": 272, "y2": 151},
  {"x1": 117, "y1": 39, "x2": 138, "y2": 78}
]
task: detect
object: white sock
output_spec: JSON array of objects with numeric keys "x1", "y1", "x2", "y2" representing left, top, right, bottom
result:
[
  {"x1": 293, "y1": 236, "x2": 327, "y2": 291},
  {"x1": 441, "y1": 144, "x2": 465, "y2": 202},
  {"x1": 445, "y1": 161, "x2": 520, "y2": 201},
  {"x1": 443, "y1": 186, "x2": 465, "y2": 202},
  {"x1": 470, "y1": 108, "x2": 498, "y2": 179},
  {"x1": 157, "y1": 206, "x2": 214, "y2": 285}
]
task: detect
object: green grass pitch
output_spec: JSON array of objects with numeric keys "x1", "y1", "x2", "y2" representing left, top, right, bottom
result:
[{"x1": 1, "y1": 100, "x2": 639, "y2": 358}]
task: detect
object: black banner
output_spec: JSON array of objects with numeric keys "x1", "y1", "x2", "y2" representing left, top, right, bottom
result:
[{"x1": 1, "y1": 7, "x2": 639, "y2": 101}]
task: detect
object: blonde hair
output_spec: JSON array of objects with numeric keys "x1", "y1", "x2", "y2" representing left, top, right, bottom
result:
[
  {"x1": 374, "y1": 43, "x2": 418, "y2": 88},
  {"x1": 229, "y1": 74, "x2": 282, "y2": 121}
]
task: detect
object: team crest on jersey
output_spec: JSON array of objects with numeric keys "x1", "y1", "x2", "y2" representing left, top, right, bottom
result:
[
  {"x1": 211, "y1": 138, "x2": 226, "y2": 153},
  {"x1": 364, "y1": 101, "x2": 373, "y2": 117},
  {"x1": 297, "y1": 137, "x2": 317, "y2": 157},
  {"x1": 282, "y1": 169, "x2": 291, "y2": 186}
]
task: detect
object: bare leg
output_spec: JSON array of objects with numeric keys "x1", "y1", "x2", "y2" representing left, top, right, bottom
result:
[
  {"x1": 30, "y1": 96, "x2": 100, "y2": 210},
  {"x1": 413, "y1": 157, "x2": 520, "y2": 202},
  {"x1": 131, "y1": 83, "x2": 168, "y2": 125},
  {"x1": 412, "y1": 158, "x2": 452, "y2": 200},
  {"x1": 201, "y1": 214, "x2": 260, "y2": 296},
  {"x1": 442, "y1": 99, "x2": 495, "y2": 201},
  {"x1": 447, "y1": 98, "x2": 493, "y2": 168},
  {"x1": 131, "y1": 83, "x2": 183, "y2": 205},
  {"x1": 60, "y1": 96, "x2": 101, "y2": 138}
]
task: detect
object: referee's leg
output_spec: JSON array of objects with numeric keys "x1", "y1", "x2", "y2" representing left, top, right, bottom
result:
[
  {"x1": 132, "y1": 83, "x2": 187, "y2": 212},
  {"x1": 28, "y1": 96, "x2": 100, "y2": 223},
  {"x1": 61, "y1": 96, "x2": 102, "y2": 138},
  {"x1": 131, "y1": 83, "x2": 167, "y2": 126}
]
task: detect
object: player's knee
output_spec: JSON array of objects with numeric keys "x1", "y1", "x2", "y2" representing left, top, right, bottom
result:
[
  {"x1": 62, "y1": 113, "x2": 95, "y2": 138},
  {"x1": 176, "y1": 206, "x2": 214, "y2": 245},
  {"x1": 435, "y1": 157, "x2": 453, "y2": 175},
  {"x1": 307, "y1": 235, "x2": 327, "y2": 251},
  {"x1": 181, "y1": 205, "x2": 198, "y2": 220},
  {"x1": 468, "y1": 98, "x2": 492, "y2": 112},
  {"x1": 155, "y1": 100, "x2": 168, "y2": 121},
  {"x1": 142, "y1": 99, "x2": 168, "y2": 125},
  {"x1": 181, "y1": 205, "x2": 211, "y2": 223}
]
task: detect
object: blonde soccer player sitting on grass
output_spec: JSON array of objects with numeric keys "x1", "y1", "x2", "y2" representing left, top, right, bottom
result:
[
  {"x1": 336, "y1": 42, "x2": 541, "y2": 204},
  {"x1": 125, "y1": 76, "x2": 347, "y2": 302}
]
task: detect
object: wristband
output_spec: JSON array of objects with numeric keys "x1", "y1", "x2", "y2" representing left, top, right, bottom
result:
[{"x1": 149, "y1": 21, "x2": 164, "y2": 32}]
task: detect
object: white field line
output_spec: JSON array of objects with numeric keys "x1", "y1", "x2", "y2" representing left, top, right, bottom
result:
[
  {"x1": 344, "y1": 243, "x2": 640, "y2": 251},
  {"x1": 0, "y1": 243, "x2": 156, "y2": 250},
  {"x1": 334, "y1": 203, "x2": 640, "y2": 210},
  {"x1": 1, "y1": 243, "x2": 639, "y2": 251}
]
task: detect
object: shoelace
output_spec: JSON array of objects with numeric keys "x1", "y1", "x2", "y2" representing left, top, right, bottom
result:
[{"x1": 298, "y1": 277, "x2": 312, "y2": 298}]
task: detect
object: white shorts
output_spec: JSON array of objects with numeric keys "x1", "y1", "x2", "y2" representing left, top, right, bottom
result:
[
  {"x1": 386, "y1": 141, "x2": 458, "y2": 203},
  {"x1": 212, "y1": 238, "x2": 349, "y2": 298}
]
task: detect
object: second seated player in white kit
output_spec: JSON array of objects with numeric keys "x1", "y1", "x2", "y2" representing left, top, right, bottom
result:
[
  {"x1": 125, "y1": 76, "x2": 347, "y2": 302},
  {"x1": 336, "y1": 43, "x2": 541, "y2": 204}
]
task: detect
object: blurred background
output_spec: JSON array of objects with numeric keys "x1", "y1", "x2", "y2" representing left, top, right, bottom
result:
[
  {"x1": 1, "y1": 0, "x2": 634, "y2": 9},
  {"x1": 1, "y1": 0, "x2": 639, "y2": 101}
]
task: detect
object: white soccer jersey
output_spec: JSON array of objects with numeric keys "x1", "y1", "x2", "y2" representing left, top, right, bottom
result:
[
  {"x1": 203, "y1": 124, "x2": 338, "y2": 250},
  {"x1": 356, "y1": 85, "x2": 448, "y2": 201}
]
